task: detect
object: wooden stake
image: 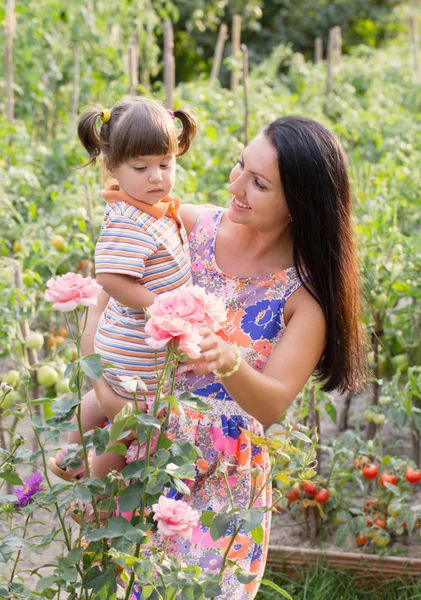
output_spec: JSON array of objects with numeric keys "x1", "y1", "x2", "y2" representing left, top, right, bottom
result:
[
  {"x1": 5, "y1": 0, "x2": 15, "y2": 123},
  {"x1": 333, "y1": 25, "x2": 342, "y2": 64},
  {"x1": 111, "y1": 24, "x2": 121, "y2": 46},
  {"x1": 410, "y1": 16, "x2": 420, "y2": 84},
  {"x1": 338, "y1": 391, "x2": 354, "y2": 432},
  {"x1": 309, "y1": 382, "x2": 321, "y2": 474},
  {"x1": 314, "y1": 37, "x2": 323, "y2": 64},
  {"x1": 241, "y1": 44, "x2": 249, "y2": 146},
  {"x1": 128, "y1": 44, "x2": 138, "y2": 96},
  {"x1": 69, "y1": 46, "x2": 80, "y2": 137},
  {"x1": 323, "y1": 27, "x2": 335, "y2": 114},
  {"x1": 14, "y1": 265, "x2": 40, "y2": 460},
  {"x1": 210, "y1": 23, "x2": 228, "y2": 85},
  {"x1": 84, "y1": 180, "x2": 96, "y2": 245},
  {"x1": 366, "y1": 314, "x2": 382, "y2": 440},
  {"x1": 86, "y1": 0, "x2": 97, "y2": 34},
  {"x1": 230, "y1": 15, "x2": 242, "y2": 92},
  {"x1": 163, "y1": 19, "x2": 175, "y2": 109}
]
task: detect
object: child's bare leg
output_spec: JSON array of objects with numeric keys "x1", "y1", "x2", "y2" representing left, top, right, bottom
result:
[
  {"x1": 91, "y1": 447, "x2": 127, "y2": 480},
  {"x1": 67, "y1": 388, "x2": 107, "y2": 446}
]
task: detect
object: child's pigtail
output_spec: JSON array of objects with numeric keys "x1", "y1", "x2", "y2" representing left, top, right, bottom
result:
[
  {"x1": 174, "y1": 109, "x2": 198, "y2": 156},
  {"x1": 77, "y1": 108, "x2": 109, "y2": 167}
]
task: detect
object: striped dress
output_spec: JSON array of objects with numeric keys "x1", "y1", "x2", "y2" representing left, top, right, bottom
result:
[{"x1": 94, "y1": 188, "x2": 191, "y2": 400}]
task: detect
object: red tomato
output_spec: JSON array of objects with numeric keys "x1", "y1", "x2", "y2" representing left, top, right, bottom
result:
[
  {"x1": 314, "y1": 488, "x2": 330, "y2": 504},
  {"x1": 287, "y1": 489, "x2": 300, "y2": 503},
  {"x1": 355, "y1": 535, "x2": 368, "y2": 546},
  {"x1": 405, "y1": 468, "x2": 421, "y2": 484},
  {"x1": 354, "y1": 458, "x2": 361, "y2": 470},
  {"x1": 380, "y1": 472, "x2": 398, "y2": 487},
  {"x1": 374, "y1": 519, "x2": 387, "y2": 529},
  {"x1": 362, "y1": 463, "x2": 379, "y2": 480},
  {"x1": 301, "y1": 482, "x2": 318, "y2": 496}
]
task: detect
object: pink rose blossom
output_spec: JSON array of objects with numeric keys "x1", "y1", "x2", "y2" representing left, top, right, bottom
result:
[
  {"x1": 44, "y1": 273, "x2": 102, "y2": 312},
  {"x1": 188, "y1": 285, "x2": 227, "y2": 332},
  {"x1": 152, "y1": 495, "x2": 200, "y2": 539},
  {"x1": 148, "y1": 288, "x2": 204, "y2": 323},
  {"x1": 145, "y1": 316, "x2": 202, "y2": 359}
]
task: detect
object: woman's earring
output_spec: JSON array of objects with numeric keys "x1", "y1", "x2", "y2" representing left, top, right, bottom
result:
[{"x1": 288, "y1": 214, "x2": 293, "y2": 223}]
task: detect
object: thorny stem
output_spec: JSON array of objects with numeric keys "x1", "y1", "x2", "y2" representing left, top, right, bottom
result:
[{"x1": 9, "y1": 513, "x2": 30, "y2": 583}]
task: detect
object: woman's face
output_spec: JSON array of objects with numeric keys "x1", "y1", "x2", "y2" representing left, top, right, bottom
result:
[{"x1": 227, "y1": 133, "x2": 290, "y2": 231}]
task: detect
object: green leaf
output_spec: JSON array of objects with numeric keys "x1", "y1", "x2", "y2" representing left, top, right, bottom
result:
[
  {"x1": 239, "y1": 508, "x2": 263, "y2": 533},
  {"x1": 335, "y1": 523, "x2": 349, "y2": 547},
  {"x1": 110, "y1": 417, "x2": 131, "y2": 444},
  {"x1": 0, "y1": 473, "x2": 23, "y2": 485},
  {"x1": 291, "y1": 430, "x2": 312, "y2": 444},
  {"x1": 88, "y1": 517, "x2": 131, "y2": 541},
  {"x1": 118, "y1": 482, "x2": 143, "y2": 513},
  {"x1": 161, "y1": 394, "x2": 181, "y2": 414},
  {"x1": 236, "y1": 570, "x2": 258, "y2": 584},
  {"x1": 61, "y1": 548, "x2": 83, "y2": 568},
  {"x1": 93, "y1": 426, "x2": 110, "y2": 455},
  {"x1": 73, "y1": 485, "x2": 92, "y2": 504},
  {"x1": 250, "y1": 524, "x2": 264, "y2": 545},
  {"x1": 122, "y1": 459, "x2": 146, "y2": 480},
  {"x1": 200, "y1": 510, "x2": 216, "y2": 527},
  {"x1": 36, "y1": 575, "x2": 59, "y2": 592},
  {"x1": 79, "y1": 354, "x2": 104, "y2": 380},
  {"x1": 178, "y1": 391, "x2": 211, "y2": 411},
  {"x1": 107, "y1": 443, "x2": 127, "y2": 456},
  {"x1": 135, "y1": 413, "x2": 161, "y2": 429},
  {"x1": 210, "y1": 513, "x2": 232, "y2": 541},
  {"x1": 172, "y1": 477, "x2": 191, "y2": 496},
  {"x1": 261, "y1": 579, "x2": 293, "y2": 599}
]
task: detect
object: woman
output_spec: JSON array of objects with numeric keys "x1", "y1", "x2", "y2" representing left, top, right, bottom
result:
[{"x1": 78, "y1": 116, "x2": 367, "y2": 599}]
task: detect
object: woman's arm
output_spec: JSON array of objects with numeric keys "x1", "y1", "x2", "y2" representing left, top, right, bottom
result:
[{"x1": 197, "y1": 289, "x2": 326, "y2": 426}]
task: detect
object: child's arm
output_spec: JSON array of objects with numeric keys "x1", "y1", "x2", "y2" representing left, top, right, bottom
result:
[{"x1": 96, "y1": 273, "x2": 156, "y2": 312}]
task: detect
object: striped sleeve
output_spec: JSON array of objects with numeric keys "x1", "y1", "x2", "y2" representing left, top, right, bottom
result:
[{"x1": 95, "y1": 208, "x2": 157, "y2": 279}]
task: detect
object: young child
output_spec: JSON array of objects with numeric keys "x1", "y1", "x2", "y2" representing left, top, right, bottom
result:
[{"x1": 49, "y1": 97, "x2": 197, "y2": 481}]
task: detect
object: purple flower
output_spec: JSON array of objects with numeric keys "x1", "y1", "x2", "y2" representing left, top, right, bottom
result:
[
  {"x1": 13, "y1": 473, "x2": 44, "y2": 508},
  {"x1": 199, "y1": 550, "x2": 223, "y2": 571}
]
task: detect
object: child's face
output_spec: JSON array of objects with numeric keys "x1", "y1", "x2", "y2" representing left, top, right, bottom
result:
[{"x1": 111, "y1": 153, "x2": 176, "y2": 204}]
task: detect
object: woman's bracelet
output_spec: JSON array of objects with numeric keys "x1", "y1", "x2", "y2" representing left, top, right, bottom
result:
[{"x1": 213, "y1": 344, "x2": 242, "y2": 379}]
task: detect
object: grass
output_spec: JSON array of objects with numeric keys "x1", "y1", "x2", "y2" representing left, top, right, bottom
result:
[{"x1": 256, "y1": 567, "x2": 421, "y2": 599}]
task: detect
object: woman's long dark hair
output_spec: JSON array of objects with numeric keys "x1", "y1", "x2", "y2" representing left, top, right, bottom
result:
[{"x1": 264, "y1": 116, "x2": 367, "y2": 393}]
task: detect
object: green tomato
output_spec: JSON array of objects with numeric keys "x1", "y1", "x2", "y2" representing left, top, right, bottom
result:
[
  {"x1": 379, "y1": 355, "x2": 393, "y2": 378},
  {"x1": 373, "y1": 414, "x2": 386, "y2": 425},
  {"x1": 379, "y1": 395, "x2": 392, "y2": 406},
  {"x1": 60, "y1": 343, "x2": 78, "y2": 362},
  {"x1": 332, "y1": 510, "x2": 349, "y2": 525},
  {"x1": 73, "y1": 207, "x2": 87, "y2": 221},
  {"x1": 2, "y1": 370, "x2": 20, "y2": 389},
  {"x1": 372, "y1": 293, "x2": 389, "y2": 311},
  {"x1": 373, "y1": 530, "x2": 391, "y2": 547},
  {"x1": 37, "y1": 365, "x2": 59, "y2": 388},
  {"x1": 24, "y1": 331, "x2": 44, "y2": 350},
  {"x1": 55, "y1": 378, "x2": 70, "y2": 394},
  {"x1": 363, "y1": 410, "x2": 374, "y2": 422},
  {"x1": 50, "y1": 235, "x2": 66, "y2": 252},
  {"x1": 387, "y1": 503, "x2": 401, "y2": 517},
  {"x1": 3, "y1": 464, "x2": 13, "y2": 473},
  {"x1": 44, "y1": 589, "x2": 56, "y2": 599},
  {"x1": 395, "y1": 527, "x2": 405, "y2": 535},
  {"x1": 391, "y1": 354, "x2": 409, "y2": 374}
]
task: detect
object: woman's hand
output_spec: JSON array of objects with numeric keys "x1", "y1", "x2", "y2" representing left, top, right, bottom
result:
[{"x1": 192, "y1": 327, "x2": 239, "y2": 376}]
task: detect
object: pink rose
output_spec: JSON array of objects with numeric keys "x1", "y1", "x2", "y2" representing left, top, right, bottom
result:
[
  {"x1": 152, "y1": 495, "x2": 200, "y2": 539},
  {"x1": 44, "y1": 273, "x2": 102, "y2": 312},
  {"x1": 145, "y1": 316, "x2": 202, "y2": 359},
  {"x1": 188, "y1": 286, "x2": 227, "y2": 332},
  {"x1": 148, "y1": 288, "x2": 204, "y2": 324}
]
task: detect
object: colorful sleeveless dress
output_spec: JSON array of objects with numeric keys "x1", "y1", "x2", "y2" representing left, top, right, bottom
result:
[{"x1": 129, "y1": 208, "x2": 306, "y2": 600}]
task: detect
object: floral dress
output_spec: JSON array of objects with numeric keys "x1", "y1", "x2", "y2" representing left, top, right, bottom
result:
[{"x1": 130, "y1": 208, "x2": 306, "y2": 600}]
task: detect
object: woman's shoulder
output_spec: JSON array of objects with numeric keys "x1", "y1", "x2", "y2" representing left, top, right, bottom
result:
[{"x1": 179, "y1": 203, "x2": 221, "y2": 236}]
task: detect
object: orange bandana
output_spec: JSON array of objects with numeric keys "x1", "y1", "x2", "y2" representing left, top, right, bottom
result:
[{"x1": 102, "y1": 185, "x2": 182, "y2": 229}]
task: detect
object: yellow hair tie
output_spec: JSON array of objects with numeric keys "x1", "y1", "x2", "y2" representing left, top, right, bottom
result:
[{"x1": 100, "y1": 108, "x2": 111, "y2": 124}]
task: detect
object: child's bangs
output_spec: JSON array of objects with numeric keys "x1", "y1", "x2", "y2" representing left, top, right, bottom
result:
[{"x1": 110, "y1": 104, "x2": 178, "y2": 165}]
